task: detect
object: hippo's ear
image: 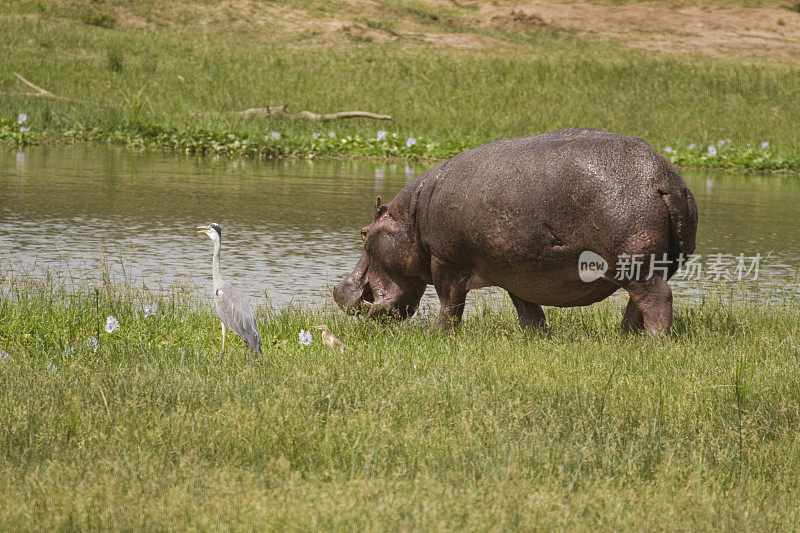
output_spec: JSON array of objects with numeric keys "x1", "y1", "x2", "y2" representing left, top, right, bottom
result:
[{"x1": 374, "y1": 196, "x2": 387, "y2": 220}]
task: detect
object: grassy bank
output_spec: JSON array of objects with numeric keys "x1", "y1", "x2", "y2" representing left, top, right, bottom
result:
[
  {"x1": 2, "y1": 272, "x2": 800, "y2": 529},
  {"x1": 1, "y1": 1, "x2": 800, "y2": 171}
]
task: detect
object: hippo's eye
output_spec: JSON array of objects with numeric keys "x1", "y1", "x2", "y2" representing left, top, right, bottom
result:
[{"x1": 360, "y1": 228, "x2": 368, "y2": 241}]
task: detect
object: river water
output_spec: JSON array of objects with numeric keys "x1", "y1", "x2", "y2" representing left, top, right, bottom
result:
[{"x1": 1, "y1": 147, "x2": 798, "y2": 308}]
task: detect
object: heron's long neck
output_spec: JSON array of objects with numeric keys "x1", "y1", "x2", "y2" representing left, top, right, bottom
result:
[{"x1": 211, "y1": 238, "x2": 223, "y2": 286}]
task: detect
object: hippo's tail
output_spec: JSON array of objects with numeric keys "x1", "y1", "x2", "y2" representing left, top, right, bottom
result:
[{"x1": 661, "y1": 185, "x2": 698, "y2": 279}]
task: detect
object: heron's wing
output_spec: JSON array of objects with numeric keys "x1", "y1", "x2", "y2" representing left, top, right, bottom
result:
[{"x1": 215, "y1": 282, "x2": 262, "y2": 354}]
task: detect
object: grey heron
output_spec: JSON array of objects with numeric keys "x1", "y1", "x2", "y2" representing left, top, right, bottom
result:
[{"x1": 196, "y1": 223, "x2": 262, "y2": 356}]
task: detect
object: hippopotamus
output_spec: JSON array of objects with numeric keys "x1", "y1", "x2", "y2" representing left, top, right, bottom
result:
[{"x1": 333, "y1": 128, "x2": 698, "y2": 334}]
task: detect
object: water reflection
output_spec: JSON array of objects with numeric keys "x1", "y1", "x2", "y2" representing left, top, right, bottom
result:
[{"x1": 1, "y1": 146, "x2": 798, "y2": 308}]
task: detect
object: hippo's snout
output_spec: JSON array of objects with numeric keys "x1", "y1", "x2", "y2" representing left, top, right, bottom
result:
[{"x1": 333, "y1": 275, "x2": 372, "y2": 315}]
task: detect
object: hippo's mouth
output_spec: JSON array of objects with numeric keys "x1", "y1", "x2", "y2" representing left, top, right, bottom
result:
[
  {"x1": 360, "y1": 283, "x2": 397, "y2": 318},
  {"x1": 358, "y1": 284, "x2": 375, "y2": 314},
  {"x1": 352, "y1": 281, "x2": 398, "y2": 318},
  {"x1": 332, "y1": 256, "x2": 424, "y2": 320}
]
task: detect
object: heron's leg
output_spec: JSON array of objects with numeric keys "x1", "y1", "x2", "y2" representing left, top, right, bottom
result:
[{"x1": 219, "y1": 322, "x2": 227, "y2": 361}]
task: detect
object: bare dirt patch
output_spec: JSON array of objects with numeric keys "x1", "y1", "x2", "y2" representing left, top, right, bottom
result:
[
  {"x1": 47, "y1": 0, "x2": 800, "y2": 58},
  {"x1": 475, "y1": 1, "x2": 800, "y2": 58}
]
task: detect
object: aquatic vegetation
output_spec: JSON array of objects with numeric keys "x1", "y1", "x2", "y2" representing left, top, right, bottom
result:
[
  {"x1": 662, "y1": 140, "x2": 799, "y2": 171},
  {"x1": 298, "y1": 329, "x2": 313, "y2": 345},
  {"x1": 2, "y1": 113, "x2": 795, "y2": 171},
  {"x1": 60, "y1": 125, "x2": 468, "y2": 160},
  {"x1": 0, "y1": 115, "x2": 38, "y2": 146},
  {"x1": 105, "y1": 315, "x2": 119, "y2": 333}
]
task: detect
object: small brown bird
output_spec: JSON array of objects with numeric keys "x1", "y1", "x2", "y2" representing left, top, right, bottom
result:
[{"x1": 314, "y1": 325, "x2": 347, "y2": 353}]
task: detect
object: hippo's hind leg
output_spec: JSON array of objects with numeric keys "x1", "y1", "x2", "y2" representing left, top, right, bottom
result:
[
  {"x1": 431, "y1": 258, "x2": 468, "y2": 331},
  {"x1": 620, "y1": 299, "x2": 644, "y2": 332},
  {"x1": 508, "y1": 293, "x2": 547, "y2": 331},
  {"x1": 620, "y1": 274, "x2": 673, "y2": 335}
]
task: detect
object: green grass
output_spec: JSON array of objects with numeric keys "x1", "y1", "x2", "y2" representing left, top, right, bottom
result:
[
  {"x1": 2, "y1": 271, "x2": 800, "y2": 529},
  {"x1": 1, "y1": 1, "x2": 800, "y2": 170}
]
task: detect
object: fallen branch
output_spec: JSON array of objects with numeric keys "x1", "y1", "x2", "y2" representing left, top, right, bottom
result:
[
  {"x1": 239, "y1": 104, "x2": 391, "y2": 121},
  {"x1": 241, "y1": 105, "x2": 290, "y2": 118},
  {"x1": 297, "y1": 110, "x2": 391, "y2": 121},
  {"x1": 13, "y1": 73, "x2": 76, "y2": 102}
]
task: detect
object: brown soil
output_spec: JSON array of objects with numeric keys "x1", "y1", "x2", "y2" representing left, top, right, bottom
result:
[
  {"x1": 476, "y1": 1, "x2": 800, "y2": 58},
  {"x1": 46, "y1": 0, "x2": 800, "y2": 58}
]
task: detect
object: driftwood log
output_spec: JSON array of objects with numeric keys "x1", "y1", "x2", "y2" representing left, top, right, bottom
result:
[
  {"x1": 11, "y1": 73, "x2": 390, "y2": 121},
  {"x1": 13, "y1": 73, "x2": 78, "y2": 102},
  {"x1": 241, "y1": 105, "x2": 391, "y2": 121}
]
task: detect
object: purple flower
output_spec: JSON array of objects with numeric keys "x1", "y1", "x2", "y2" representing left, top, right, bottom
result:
[
  {"x1": 299, "y1": 329, "x2": 313, "y2": 345},
  {"x1": 19, "y1": 126, "x2": 26, "y2": 133},
  {"x1": 270, "y1": 131, "x2": 281, "y2": 140},
  {"x1": 406, "y1": 137, "x2": 417, "y2": 148},
  {"x1": 328, "y1": 131, "x2": 336, "y2": 137},
  {"x1": 46, "y1": 360, "x2": 56, "y2": 372},
  {"x1": 688, "y1": 143, "x2": 696, "y2": 150},
  {"x1": 105, "y1": 316, "x2": 119, "y2": 333},
  {"x1": 707, "y1": 145, "x2": 717, "y2": 157},
  {"x1": 144, "y1": 303, "x2": 156, "y2": 318},
  {"x1": 663, "y1": 146, "x2": 673, "y2": 154},
  {"x1": 88, "y1": 336, "x2": 98, "y2": 349},
  {"x1": 312, "y1": 132, "x2": 320, "y2": 139},
  {"x1": 18, "y1": 113, "x2": 27, "y2": 124},
  {"x1": 761, "y1": 141, "x2": 769, "y2": 150},
  {"x1": 376, "y1": 130, "x2": 388, "y2": 141},
  {"x1": 717, "y1": 139, "x2": 725, "y2": 147},
  {"x1": 1, "y1": 349, "x2": 9, "y2": 362}
]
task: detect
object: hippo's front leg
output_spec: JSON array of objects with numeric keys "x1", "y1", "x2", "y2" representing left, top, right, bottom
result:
[{"x1": 431, "y1": 257, "x2": 468, "y2": 330}]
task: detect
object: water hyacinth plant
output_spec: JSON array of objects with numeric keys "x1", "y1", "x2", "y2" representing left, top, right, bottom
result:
[
  {"x1": 0, "y1": 113, "x2": 38, "y2": 145},
  {"x1": 298, "y1": 329, "x2": 313, "y2": 346},
  {"x1": 105, "y1": 315, "x2": 120, "y2": 333},
  {"x1": 3, "y1": 115, "x2": 797, "y2": 171},
  {"x1": 60, "y1": 126, "x2": 459, "y2": 160},
  {"x1": 658, "y1": 140, "x2": 793, "y2": 171}
]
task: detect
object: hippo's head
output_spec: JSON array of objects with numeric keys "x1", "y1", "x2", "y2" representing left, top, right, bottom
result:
[{"x1": 333, "y1": 196, "x2": 427, "y2": 320}]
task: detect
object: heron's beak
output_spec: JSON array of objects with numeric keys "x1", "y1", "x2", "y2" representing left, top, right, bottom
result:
[
  {"x1": 196, "y1": 225, "x2": 210, "y2": 235},
  {"x1": 313, "y1": 325, "x2": 324, "y2": 330}
]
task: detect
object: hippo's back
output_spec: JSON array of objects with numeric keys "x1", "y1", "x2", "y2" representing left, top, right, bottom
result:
[{"x1": 413, "y1": 128, "x2": 696, "y2": 306}]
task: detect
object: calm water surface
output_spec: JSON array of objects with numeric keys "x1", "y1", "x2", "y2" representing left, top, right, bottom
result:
[{"x1": 1, "y1": 147, "x2": 798, "y2": 308}]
